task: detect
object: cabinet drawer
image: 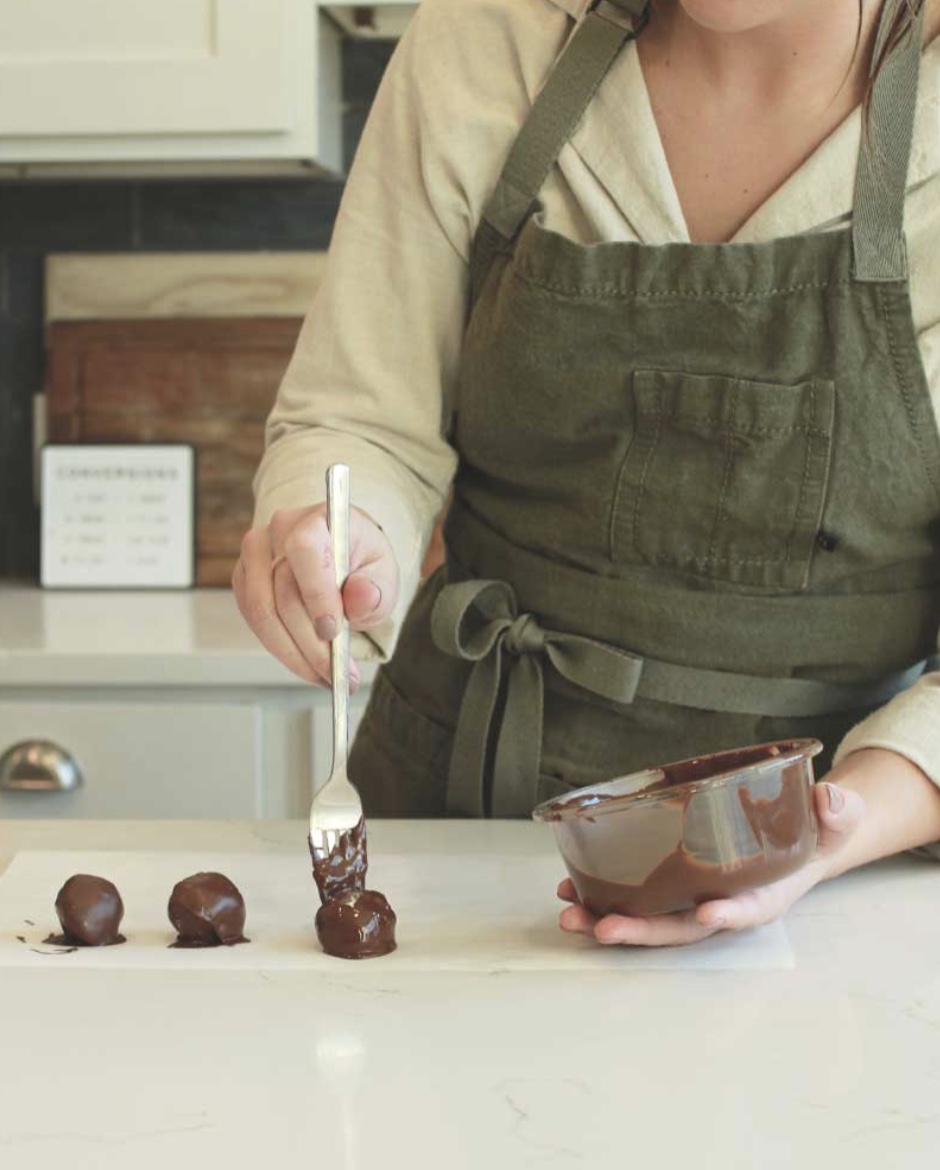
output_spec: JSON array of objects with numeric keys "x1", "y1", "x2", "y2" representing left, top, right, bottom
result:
[{"x1": 0, "y1": 701, "x2": 261, "y2": 819}]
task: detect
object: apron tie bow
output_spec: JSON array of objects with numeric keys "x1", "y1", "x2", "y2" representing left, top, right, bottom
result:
[
  {"x1": 504, "y1": 614, "x2": 545, "y2": 657},
  {"x1": 430, "y1": 578, "x2": 644, "y2": 817}
]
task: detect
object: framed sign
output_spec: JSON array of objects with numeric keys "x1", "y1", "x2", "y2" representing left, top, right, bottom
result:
[{"x1": 40, "y1": 445, "x2": 196, "y2": 589}]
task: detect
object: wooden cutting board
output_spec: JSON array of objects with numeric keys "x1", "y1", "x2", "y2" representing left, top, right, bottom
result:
[{"x1": 44, "y1": 253, "x2": 327, "y2": 586}]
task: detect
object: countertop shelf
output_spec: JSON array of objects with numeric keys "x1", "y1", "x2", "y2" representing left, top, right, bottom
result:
[{"x1": 0, "y1": 584, "x2": 376, "y2": 689}]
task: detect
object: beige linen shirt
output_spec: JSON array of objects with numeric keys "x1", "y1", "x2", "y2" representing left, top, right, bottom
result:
[{"x1": 255, "y1": 0, "x2": 940, "y2": 785}]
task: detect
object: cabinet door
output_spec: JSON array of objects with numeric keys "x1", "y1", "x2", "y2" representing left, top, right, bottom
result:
[
  {"x1": 0, "y1": 0, "x2": 341, "y2": 167},
  {"x1": 0, "y1": 0, "x2": 292, "y2": 136},
  {"x1": 0, "y1": 701, "x2": 262, "y2": 819}
]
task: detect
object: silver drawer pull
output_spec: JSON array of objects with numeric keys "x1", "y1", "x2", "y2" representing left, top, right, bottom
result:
[{"x1": 0, "y1": 740, "x2": 84, "y2": 793}]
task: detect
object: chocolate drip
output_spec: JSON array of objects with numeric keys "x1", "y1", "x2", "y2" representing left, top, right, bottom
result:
[
  {"x1": 46, "y1": 874, "x2": 126, "y2": 947},
  {"x1": 168, "y1": 872, "x2": 249, "y2": 948},
  {"x1": 309, "y1": 817, "x2": 397, "y2": 959},
  {"x1": 310, "y1": 818, "x2": 368, "y2": 902}
]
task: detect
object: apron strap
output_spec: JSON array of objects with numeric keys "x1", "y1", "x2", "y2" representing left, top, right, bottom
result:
[
  {"x1": 480, "y1": 1, "x2": 648, "y2": 242},
  {"x1": 852, "y1": 0, "x2": 926, "y2": 282},
  {"x1": 432, "y1": 578, "x2": 929, "y2": 818},
  {"x1": 478, "y1": 0, "x2": 924, "y2": 282}
]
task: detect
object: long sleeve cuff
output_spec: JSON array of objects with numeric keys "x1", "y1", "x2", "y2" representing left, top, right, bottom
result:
[{"x1": 832, "y1": 671, "x2": 940, "y2": 859}]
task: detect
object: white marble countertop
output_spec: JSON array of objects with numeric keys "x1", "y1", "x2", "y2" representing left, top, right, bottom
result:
[
  {"x1": 0, "y1": 584, "x2": 364, "y2": 688},
  {"x1": 1, "y1": 818, "x2": 938, "y2": 1168}
]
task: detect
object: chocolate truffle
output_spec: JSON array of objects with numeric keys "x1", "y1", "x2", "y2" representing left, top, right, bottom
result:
[
  {"x1": 47, "y1": 874, "x2": 126, "y2": 947},
  {"x1": 168, "y1": 872, "x2": 248, "y2": 948},
  {"x1": 315, "y1": 889, "x2": 397, "y2": 960}
]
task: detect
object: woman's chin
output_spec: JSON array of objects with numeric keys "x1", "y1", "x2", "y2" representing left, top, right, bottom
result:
[{"x1": 675, "y1": 0, "x2": 793, "y2": 35}]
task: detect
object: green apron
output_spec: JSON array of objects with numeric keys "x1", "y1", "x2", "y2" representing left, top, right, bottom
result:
[{"x1": 350, "y1": 0, "x2": 940, "y2": 818}]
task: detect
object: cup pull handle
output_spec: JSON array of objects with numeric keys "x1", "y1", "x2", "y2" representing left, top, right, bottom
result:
[{"x1": 0, "y1": 740, "x2": 84, "y2": 793}]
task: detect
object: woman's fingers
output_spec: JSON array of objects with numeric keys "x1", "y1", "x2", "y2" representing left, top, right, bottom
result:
[
  {"x1": 559, "y1": 900, "x2": 721, "y2": 947},
  {"x1": 558, "y1": 853, "x2": 831, "y2": 944},
  {"x1": 694, "y1": 886, "x2": 782, "y2": 933},
  {"x1": 594, "y1": 911, "x2": 721, "y2": 947},
  {"x1": 556, "y1": 870, "x2": 810, "y2": 944},
  {"x1": 274, "y1": 508, "x2": 343, "y2": 643},
  {"x1": 694, "y1": 782, "x2": 863, "y2": 933},
  {"x1": 235, "y1": 501, "x2": 399, "y2": 686},
  {"x1": 273, "y1": 504, "x2": 399, "y2": 637},
  {"x1": 272, "y1": 553, "x2": 347, "y2": 688},
  {"x1": 557, "y1": 879, "x2": 720, "y2": 946},
  {"x1": 690, "y1": 784, "x2": 863, "y2": 932},
  {"x1": 233, "y1": 526, "x2": 325, "y2": 686},
  {"x1": 558, "y1": 902, "x2": 597, "y2": 934}
]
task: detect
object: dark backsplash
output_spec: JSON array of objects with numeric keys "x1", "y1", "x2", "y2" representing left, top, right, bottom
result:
[{"x1": 0, "y1": 38, "x2": 395, "y2": 580}]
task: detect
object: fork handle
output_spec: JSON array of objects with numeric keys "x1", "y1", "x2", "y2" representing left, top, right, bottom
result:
[{"x1": 326, "y1": 464, "x2": 351, "y2": 771}]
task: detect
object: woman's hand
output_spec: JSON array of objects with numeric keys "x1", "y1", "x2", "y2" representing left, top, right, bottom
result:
[
  {"x1": 232, "y1": 502, "x2": 400, "y2": 687},
  {"x1": 557, "y1": 780, "x2": 866, "y2": 947}
]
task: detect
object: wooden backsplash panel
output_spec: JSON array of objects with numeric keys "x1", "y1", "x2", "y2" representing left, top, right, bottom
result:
[{"x1": 45, "y1": 318, "x2": 302, "y2": 586}]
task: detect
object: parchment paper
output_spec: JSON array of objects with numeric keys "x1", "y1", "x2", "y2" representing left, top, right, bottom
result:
[{"x1": 0, "y1": 850, "x2": 793, "y2": 971}]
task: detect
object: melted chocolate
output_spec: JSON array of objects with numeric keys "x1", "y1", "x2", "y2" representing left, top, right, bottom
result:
[
  {"x1": 738, "y1": 775, "x2": 806, "y2": 852},
  {"x1": 315, "y1": 889, "x2": 397, "y2": 960},
  {"x1": 46, "y1": 874, "x2": 126, "y2": 947},
  {"x1": 547, "y1": 742, "x2": 789, "y2": 819},
  {"x1": 309, "y1": 817, "x2": 398, "y2": 959},
  {"x1": 168, "y1": 872, "x2": 249, "y2": 948},
  {"x1": 310, "y1": 818, "x2": 368, "y2": 902},
  {"x1": 568, "y1": 767, "x2": 815, "y2": 918}
]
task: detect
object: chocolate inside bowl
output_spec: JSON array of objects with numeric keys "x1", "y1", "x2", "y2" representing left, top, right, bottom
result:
[{"x1": 532, "y1": 739, "x2": 822, "y2": 917}]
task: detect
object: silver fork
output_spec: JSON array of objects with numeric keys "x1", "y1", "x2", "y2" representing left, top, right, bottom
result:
[{"x1": 309, "y1": 463, "x2": 364, "y2": 856}]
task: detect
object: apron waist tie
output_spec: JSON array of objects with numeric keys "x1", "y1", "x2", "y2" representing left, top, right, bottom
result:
[{"x1": 430, "y1": 577, "x2": 929, "y2": 818}]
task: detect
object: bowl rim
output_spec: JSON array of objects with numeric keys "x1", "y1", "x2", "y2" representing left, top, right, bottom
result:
[{"x1": 531, "y1": 738, "x2": 823, "y2": 823}]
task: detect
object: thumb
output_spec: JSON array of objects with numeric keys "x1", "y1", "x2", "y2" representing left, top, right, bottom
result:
[
  {"x1": 343, "y1": 507, "x2": 400, "y2": 630},
  {"x1": 343, "y1": 567, "x2": 398, "y2": 629},
  {"x1": 814, "y1": 781, "x2": 865, "y2": 855}
]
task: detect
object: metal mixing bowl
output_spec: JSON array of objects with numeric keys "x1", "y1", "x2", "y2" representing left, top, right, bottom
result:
[{"x1": 532, "y1": 739, "x2": 822, "y2": 917}]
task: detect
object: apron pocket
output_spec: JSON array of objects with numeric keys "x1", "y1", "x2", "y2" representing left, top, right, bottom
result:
[{"x1": 611, "y1": 368, "x2": 835, "y2": 591}]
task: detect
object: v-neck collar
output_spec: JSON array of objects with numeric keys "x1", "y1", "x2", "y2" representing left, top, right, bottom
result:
[
  {"x1": 567, "y1": 32, "x2": 940, "y2": 246},
  {"x1": 570, "y1": 40, "x2": 690, "y2": 243}
]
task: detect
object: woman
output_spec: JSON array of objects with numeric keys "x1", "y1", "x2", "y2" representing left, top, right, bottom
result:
[{"x1": 235, "y1": 0, "x2": 940, "y2": 945}]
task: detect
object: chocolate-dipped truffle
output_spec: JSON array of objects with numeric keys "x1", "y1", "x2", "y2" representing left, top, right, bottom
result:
[
  {"x1": 168, "y1": 872, "x2": 248, "y2": 948},
  {"x1": 47, "y1": 874, "x2": 126, "y2": 947},
  {"x1": 315, "y1": 889, "x2": 397, "y2": 960},
  {"x1": 309, "y1": 816, "x2": 399, "y2": 959}
]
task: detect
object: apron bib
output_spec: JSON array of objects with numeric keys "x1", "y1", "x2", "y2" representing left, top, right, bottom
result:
[{"x1": 351, "y1": 0, "x2": 940, "y2": 817}]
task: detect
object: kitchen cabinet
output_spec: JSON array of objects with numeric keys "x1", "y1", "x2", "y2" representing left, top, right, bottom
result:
[
  {"x1": 0, "y1": 692, "x2": 368, "y2": 819},
  {"x1": 0, "y1": 699, "x2": 264, "y2": 818},
  {"x1": 0, "y1": 0, "x2": 347, "y2": 170},
  {"x1": 0, "y1": 586, "x2": 371, "y2": 819}
]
